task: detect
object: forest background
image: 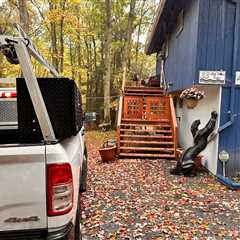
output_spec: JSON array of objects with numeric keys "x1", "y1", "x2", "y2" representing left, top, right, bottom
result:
[{"x1": 0, "y1": 0, "x2": 158, "y2": 123}]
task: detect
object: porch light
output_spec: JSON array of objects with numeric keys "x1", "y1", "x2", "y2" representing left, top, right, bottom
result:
[{"x1": 219, "y1": 150, "x2": 230, "y2": 177}]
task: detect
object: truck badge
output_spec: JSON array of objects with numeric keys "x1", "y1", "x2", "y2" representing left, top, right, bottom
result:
[{"x1": 4, "y1": 216, "x2": 40, "y2": 223}]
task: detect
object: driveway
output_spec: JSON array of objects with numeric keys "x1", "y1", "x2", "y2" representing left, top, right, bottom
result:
[{"x1": 81, "y1": 131, "x2": 240, "y2": 240}]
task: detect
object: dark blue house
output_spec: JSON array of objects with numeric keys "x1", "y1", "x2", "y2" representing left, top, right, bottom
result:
[{"x1": 146, "y1": 0, "x2": 240, "y2": 176}]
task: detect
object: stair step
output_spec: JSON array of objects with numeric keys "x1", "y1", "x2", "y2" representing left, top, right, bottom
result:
[
  {"x1": 120, "y1": 134, "x2": 173, "y2": 140},
  {"x1": 125, "y1": 87, "x2": 163, "y2": 90},
  {"x1": 120, "y1": 140, "x2": 174, "y2": 145},
  {"x1": 120, "y1": 129, "x2": 172, "y2": 134},
  {"x1": 120, "y1": 123, "x2": 171, "y2": 128},
  {"x1": 122, "y1": 119, "x2": 170, "y2": 123},
  {"x1": 124, "y1": 88, "x2": 164, "y2": 93},
  {"x1": 124, "y1": 93, "x2": 164, "y2": 96},
  {"x1": 120, "y1": 147, "x2": 174, "y2": 152},
  {"x1": 119, "y1": 153, "x2": 175, "y2": 158}
]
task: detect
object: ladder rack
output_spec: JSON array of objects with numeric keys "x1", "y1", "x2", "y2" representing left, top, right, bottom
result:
[{"x1": 0, "y1": 24, "x2": 60, "y2": 143}]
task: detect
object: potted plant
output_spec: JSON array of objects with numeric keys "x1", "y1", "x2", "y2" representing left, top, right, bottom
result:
[
  {"x1": 180, "y1": 87, "x2": 205, "y2": 109},
  {"x1": 99, "y1": 139, "x2": 117, "y2": 162}
]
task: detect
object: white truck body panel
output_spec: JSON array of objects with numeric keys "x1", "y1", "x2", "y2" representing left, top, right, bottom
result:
[
  {"x1": 46, "y1": 131, "x2": 84, "y2": 229},
  {"x1": 0, "y1": 130, "x2": 85, "y2": 233},
  {"x1": 0, "y1": 145, "x2": 47, "y2": 231}
]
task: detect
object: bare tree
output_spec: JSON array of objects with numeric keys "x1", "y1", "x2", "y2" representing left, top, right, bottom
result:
[
  {"x1": 135, "y1": 0, "x2": 146, "y2": 65},
  {"x1": 59, "y1": 0, "x2": 67, "y2": 73},
  {"x1": 103, "y1": 0, "x2": 112, "y2": 123},
  {"x1": 122, "y1": 0, "x2": 137, "y2": 89},
  {"x1": 48, "y1": 1, "x2": 58, "y2": 71},
  {"x1": 18, "y1": 0, "x2": 29, "y2": 34}
]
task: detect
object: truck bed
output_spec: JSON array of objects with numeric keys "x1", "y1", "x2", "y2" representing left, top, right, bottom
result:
[{"x1": 0, "y1": 128, "x2": 19, "y2": 144}]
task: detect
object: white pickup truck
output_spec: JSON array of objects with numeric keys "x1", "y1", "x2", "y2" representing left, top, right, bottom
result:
[{"x1": 0, "y1": 26, "x2": 87, "y2": 240}]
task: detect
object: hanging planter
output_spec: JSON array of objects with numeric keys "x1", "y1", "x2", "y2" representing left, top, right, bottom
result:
[
  {"x1": 185, "y1": 98, "x2": 198, "y2": 109},
  {"x1": 180, "y1": 87, "x2": 205, "y2": 109}
]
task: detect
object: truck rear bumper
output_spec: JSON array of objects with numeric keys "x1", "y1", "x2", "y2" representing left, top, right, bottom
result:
[
  {"x1": 0, "y1": 222, "x2": 74, "y2": 240},
  {"x1": 48, "y1": 222, "x2": 74, "y2": 240}
]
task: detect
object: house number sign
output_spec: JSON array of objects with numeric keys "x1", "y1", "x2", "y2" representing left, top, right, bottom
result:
[
  {"x1": 199, "y1": 71, "x2": 226, "y2": 85},
  {"x1": 235, "y1": 72, "x2": 240, "y2": 85}
]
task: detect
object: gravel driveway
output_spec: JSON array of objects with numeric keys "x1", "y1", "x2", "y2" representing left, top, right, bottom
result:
[{"x1": 81, "y1": 131, "x2": 240, "y2": 240}]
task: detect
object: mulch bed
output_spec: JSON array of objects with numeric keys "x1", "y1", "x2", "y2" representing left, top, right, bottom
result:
[{"x1": 81, "y1": 131, "x2": 240, "y2": 240}]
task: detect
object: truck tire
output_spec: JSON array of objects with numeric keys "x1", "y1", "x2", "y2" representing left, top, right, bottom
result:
[
  {"x1": 74, "y1": 197, "x2": 82, "y2": 240},
  {"x1": 80, "y1": 149, "x2": 88, "y2": 193}
]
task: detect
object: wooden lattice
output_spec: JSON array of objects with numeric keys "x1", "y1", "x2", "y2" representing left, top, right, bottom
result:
[
  {"x1": 123, "y1": 96, "x2": 143, "y2": 119},
  {"x1": 146, "y1": 97, "x2": 170, "y2": 120}
]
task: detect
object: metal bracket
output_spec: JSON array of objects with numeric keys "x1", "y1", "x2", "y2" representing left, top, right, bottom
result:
[{"x1": 14, "y1": 39, "x2": 56, "y2": 142}]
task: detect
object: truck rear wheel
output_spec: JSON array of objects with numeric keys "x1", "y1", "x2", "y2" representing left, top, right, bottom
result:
[
  {"x1": 74, "y1": 198, "x2": 82, "y2": 240},
  {"x1": 80, "y1": 150, "x2": 88, "y2": 193}
]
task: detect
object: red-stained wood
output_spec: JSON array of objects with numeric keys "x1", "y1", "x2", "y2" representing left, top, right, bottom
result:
[
  {"x1": 117, "y1": 86, "x2": 178, "y2": 159},
  {"x1": 117, "y1": 95, "x2": 123, "y2": 155},
  {"x1": 169, "y1": 96, "x2": 178, "y2": 157}
]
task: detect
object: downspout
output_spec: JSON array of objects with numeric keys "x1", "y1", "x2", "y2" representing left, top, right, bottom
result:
[
  {"x1": 159, "y1": 53, "x2": 167, "y2": 90},
  {"x1": 214, "y1": 3, "x2": 239, "y2": 135}
]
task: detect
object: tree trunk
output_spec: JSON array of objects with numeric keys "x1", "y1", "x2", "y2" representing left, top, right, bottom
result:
[
  {"x1": 122, "y1": 0, "x2": 136, "y2": 89},
  {"x1": 18, "y1": 0, "x2": 29, "y2": 34},
  {"x1": 103, "y1": 0, "x2": 112, "y2": 124},
  {"x1": 49, "y1": 2, "x2": 58, "y2": 71},
  {"x1": 69, "y1": 39, "x2": 75, "y2": 80},
  {"x1": 59, "y1": 0, "x2": 66, "y2": 73},
  {"x1": 135, "y1": 0, "x2": 146, "y2": 65},
  {"x1": 76, "y1": 31, "x2": 82, "y2": 88}
]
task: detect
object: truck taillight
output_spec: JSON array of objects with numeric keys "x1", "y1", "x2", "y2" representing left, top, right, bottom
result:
[
  {"x1": 47, "y1": 163, "x2": 74, "y2": 216},
  {"x1": 0, "y1": 91, "x2": 17, "y2": 98}
]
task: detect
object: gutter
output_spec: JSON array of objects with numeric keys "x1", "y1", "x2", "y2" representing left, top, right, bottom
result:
[{"x1": 145, "y1": 0, "x2": 167, "y2": 55}]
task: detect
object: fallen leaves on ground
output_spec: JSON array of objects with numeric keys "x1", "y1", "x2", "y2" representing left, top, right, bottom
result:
[{"x1": 81, "y1": 131, "x2": 240, "y2": 240}]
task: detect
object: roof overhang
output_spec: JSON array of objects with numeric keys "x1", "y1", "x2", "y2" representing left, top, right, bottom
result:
[{"x1": 145, "y1": 0, "x2": 187, "y2": 55}]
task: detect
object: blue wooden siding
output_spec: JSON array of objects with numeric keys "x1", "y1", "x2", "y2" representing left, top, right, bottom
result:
[
  {"x1": 196, "y1": 0, "x2": 237, "y2": 84},
  {"x1": 162, "y1": 0, "x2": 200, "y2": 91},
  {"x1": 218, "y1": 2, "x2": 240, "y2": 176},
  {"x1": 218, "y1": 87, "x2": 240, "y2": 176},
  {"x1": 153, "y1": 0, "x2": 240, "y2": 176}
]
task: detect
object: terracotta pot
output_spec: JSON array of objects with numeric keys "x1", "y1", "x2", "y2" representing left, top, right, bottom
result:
[
  {"x1": 99, "y1": 146, "x2": 117, "y2": 162},
  {"x1": 185, "y1": 98, "x2": 198, "y2": 109}
]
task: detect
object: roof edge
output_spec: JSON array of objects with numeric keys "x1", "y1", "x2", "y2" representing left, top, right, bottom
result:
[{"x1": 145, "y1": 0, "x2": 167, "y2": 55}]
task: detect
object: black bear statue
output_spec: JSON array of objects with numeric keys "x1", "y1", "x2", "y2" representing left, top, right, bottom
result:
[{"x1": 170, "y1": 111, "x2": 218, "y2": 177}]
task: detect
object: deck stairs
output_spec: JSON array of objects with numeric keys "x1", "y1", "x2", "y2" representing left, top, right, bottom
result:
[{"x1": 117, "y1": 86, "x2": 178, "y2": 159}]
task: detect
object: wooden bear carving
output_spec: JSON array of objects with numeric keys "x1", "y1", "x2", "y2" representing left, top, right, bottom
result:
[{"x1": 170, "y1": 111, "x2": 218, "y2": 177}]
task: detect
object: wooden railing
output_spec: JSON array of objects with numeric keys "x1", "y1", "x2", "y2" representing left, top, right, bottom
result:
[
  {"x1": 169, "y1": 96, "x2": 178, "y2": 157},
  {"x1": 117, "y1": 95, "x2": 123, "y2": 155}
]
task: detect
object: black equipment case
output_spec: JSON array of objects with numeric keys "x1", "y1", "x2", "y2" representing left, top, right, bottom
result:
[{"x1": 17, "y1": 78, "x2": 83, "y2": 143}]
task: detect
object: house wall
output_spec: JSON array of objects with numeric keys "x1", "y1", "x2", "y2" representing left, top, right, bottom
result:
[
  {"x1": 218, "y1": 87, "x2": 240, "y2": 176},
  {"x1": 196, "y1": 0, "x2": 237, "y2": 83},
  {"x1": 176, "y1": 86, "x2": 222, "y2": 175},
  {"x1": 160, "y1": 0, "x2": 200, "y2": 91},
  {"x1": 197, "y1": 0, "x2": 240, "y2": 176},
  {"x1": 154, "y1": 0, "x2": 240, "y2": 176}
]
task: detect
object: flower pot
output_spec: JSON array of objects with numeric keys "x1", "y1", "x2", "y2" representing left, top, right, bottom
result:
[
  {"x1": 99, "y1": 146, "x2": 117, "y2": 162},
  {"x1": 185, "y1": 98, "x2": 198, "y2": 109}
]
